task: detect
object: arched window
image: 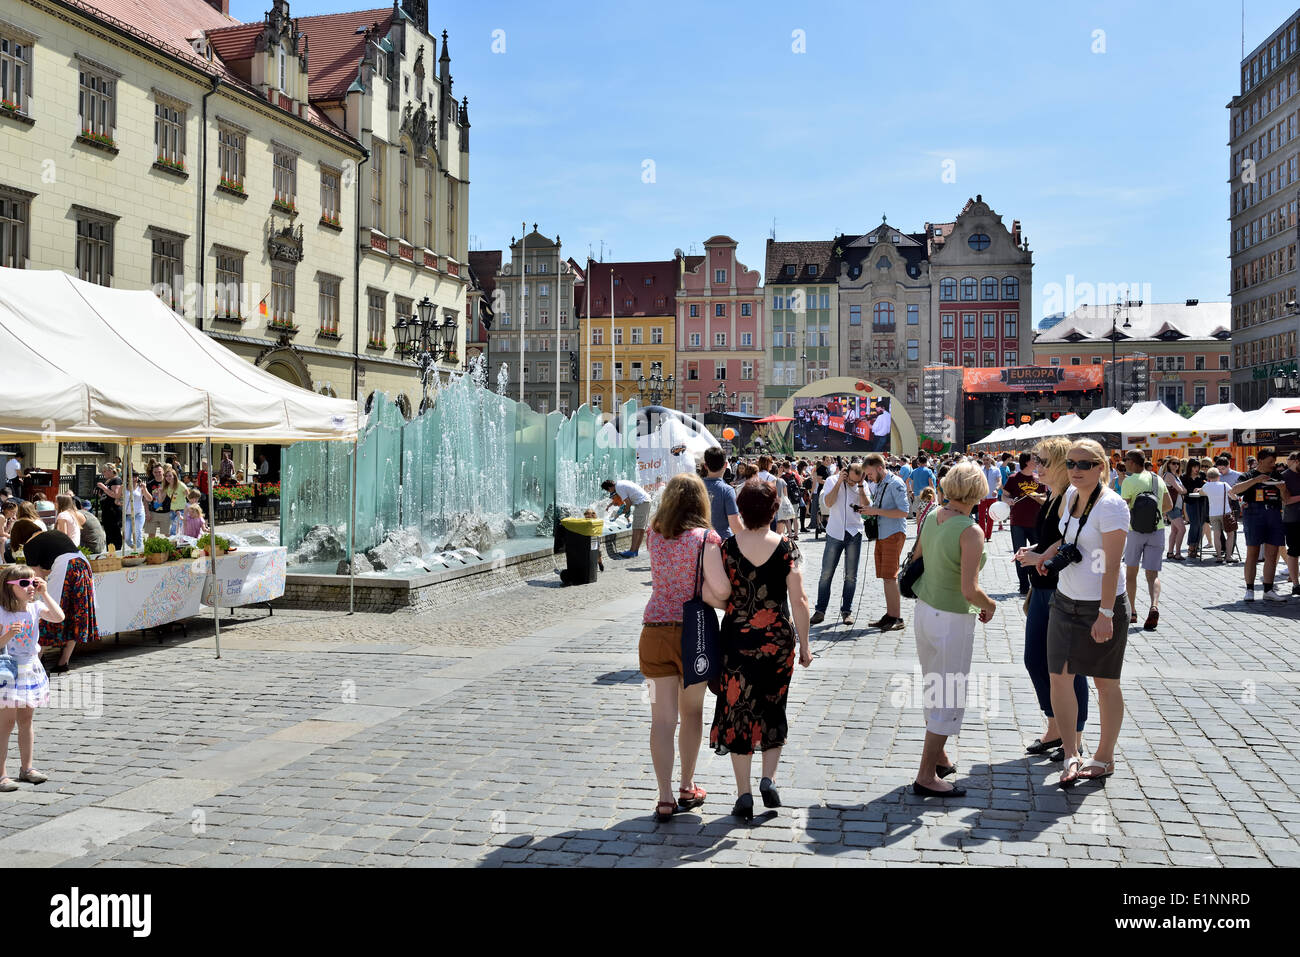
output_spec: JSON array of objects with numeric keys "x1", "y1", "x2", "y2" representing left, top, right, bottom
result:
[
  {"x1": 981, "y1": 277, "x2": 998, "y2": 300},
  {"x1": 939, "y1": 278, "x2": 957, "y2": 301},
  {"x1": 873, "y1": 302, "x2": 895, "y2": 331},
  {"x1": 1002, "y1": 277, "x2": 1019, "y2": 300},
  {"x1": 960, "y1": 277, "x2": 977, "y2": 300}
]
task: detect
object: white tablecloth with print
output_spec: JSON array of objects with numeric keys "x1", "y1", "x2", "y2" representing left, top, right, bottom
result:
[{"x1": 88, "y1": 547, "x2": 287, "y2": 636}]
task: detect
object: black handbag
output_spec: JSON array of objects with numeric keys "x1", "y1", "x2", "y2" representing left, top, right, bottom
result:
[
  {"x1": 681, "y1": 535, "x2": 722, "y2": 688},
  {"x1": 898, "y1": 510, "x2": 929, "y2": 599}
]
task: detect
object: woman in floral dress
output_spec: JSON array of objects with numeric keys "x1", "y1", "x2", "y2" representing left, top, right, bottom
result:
[{"x1": 710, "y1": 478, "x2": 812, "y2": 821}]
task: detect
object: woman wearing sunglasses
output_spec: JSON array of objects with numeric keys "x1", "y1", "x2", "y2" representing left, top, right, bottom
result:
[
  {"x1": 1023, "y1": 439, "x2": 1130, "y2": 786},
  {"x1": 1160, "y1": 458, "x2": 1186, "y2": 560}
]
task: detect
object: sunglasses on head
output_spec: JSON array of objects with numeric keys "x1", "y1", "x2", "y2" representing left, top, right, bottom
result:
[
  {"x1": 1065, "y1": 459, "x2": 1101, "y2": 471},
  {"x1": 6, "y1": 579, "x2": 36, "y2": 588}
]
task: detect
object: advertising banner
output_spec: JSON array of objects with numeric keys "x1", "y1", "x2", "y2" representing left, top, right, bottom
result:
[
  {"x1": 962, "y1": 365, "x2": 1104, "y2": 393},
  {"x1": 922, "y1": 366, "x2": 963, "y2": 454}
]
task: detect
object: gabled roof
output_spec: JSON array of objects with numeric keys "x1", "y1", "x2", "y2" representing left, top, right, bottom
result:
[
  {"x1": 295, "y1": 8, "x2": 395, "y2": 100},
  {"x1": 765, "y1": 240, "x2": 838, "y2": 285},
  {"x1": 69, "y1": 0, "x2": 358, "y2": 147},
  {"x1": 1034, "y1": 302, "x2": 1232, "y2": 343},
  {"x1": 834, "y1": 232, "x2": 929, "y2": 278},
  {"x1": 584, "y1": 261, "x2": 679, "y2": 318},
  {"x1": 467, "y1": 250, "x2": 502, "y2": 302}
]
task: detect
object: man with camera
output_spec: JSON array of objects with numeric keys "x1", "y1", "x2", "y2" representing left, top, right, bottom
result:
[
  {"x1": 859, "y1": 452, "x2": 910, "y2": 632},
  {"x1": 812, "y1": 459, "x2": 867, "y2": 627},
  {"x1": 1232, "y1": 448, "x2": 1290, "y2": 602}
]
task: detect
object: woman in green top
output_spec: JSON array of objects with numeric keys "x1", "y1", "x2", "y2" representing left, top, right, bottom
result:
[
  {"x1": 907, "y1": 461, "x2": 997, "y2": 798},
  {"x1": 163, "y1": 468, "x2": 188, "y2": 536}
]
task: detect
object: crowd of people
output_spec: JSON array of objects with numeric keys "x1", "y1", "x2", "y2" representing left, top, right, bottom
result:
[{"x1": 622, "y1": 439, "x2": 1300, "y2": 820}]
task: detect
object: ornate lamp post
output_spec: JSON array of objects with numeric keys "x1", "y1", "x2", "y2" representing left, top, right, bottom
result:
[
  {"x1": 636, "y1": 373, "x2": 675, "y2": 405},
  {"x1": 707, "y1": 386, "x2": 737, "y2": 414},
  {"x1": 1109, "y1": 300, "x2": 1137, "y2": 409},
  {"x1": 395, "y1": 295, "x2": 459, "y2": 411}
]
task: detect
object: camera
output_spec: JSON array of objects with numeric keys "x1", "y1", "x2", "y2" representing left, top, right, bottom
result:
[
  {"x1": 1042, "y1": 542, "x2": 1083, "y2": 574},
  {"x1": 850, "y1": 503, "x2": 863, "y2": 512}
]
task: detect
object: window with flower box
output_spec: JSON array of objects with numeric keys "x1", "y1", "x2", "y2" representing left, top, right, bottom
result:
[
  {"x1": 217, "y1": 125, "x2": 245, "y2": 191},
  {"x1": 214, "y1": 249, "x2": 243, "y2": 319},
  {"x1": 77, "y1": 59, "x2": 117, "y2": 144},
  {"x1": 271, "y1": 266, "x2": 295, "y2": 327},
  {"x1": 149, "y1": 228, "x2": 183, "y2": 310},
  {"x1": 272, "y1": 148, "x2": 296, "y2": 212},
  {"x1": 367, "y1": 290, "x2": 386, "y2": 346},
  {"x1": 154, "y1": 100, "x2": 185, "y2": 170},
  {"x1": 0, "y1": 186, "x2": 30, "y2": 268},
  {"x1": 320, "y1": 167, "x2": 341, "y2": 226},
  {"x1": 75, "y1": 208, "x2": 115, "y2": 285},
  {"x1": 1, "y1": 32, "x2": 33, "y2": 116}
]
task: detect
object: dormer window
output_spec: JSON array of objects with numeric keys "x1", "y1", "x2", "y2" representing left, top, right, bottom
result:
[
  {"x1": 785, "y1": 264, "x2": 795, "y2": 277},
  {"x1": 808, "y1": 265, "x2": 818, "y2": 276},
  {"x1": 278, "y1": 47, "x2": 287, "y2": 93}
]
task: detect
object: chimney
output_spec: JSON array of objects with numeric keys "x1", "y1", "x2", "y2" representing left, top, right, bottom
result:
[{"x1": 203, "y1": 0, "x2": 230, "y2": 15}]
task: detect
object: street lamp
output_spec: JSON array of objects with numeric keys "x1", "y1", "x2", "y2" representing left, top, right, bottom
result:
[
  {"x1": 395, "y1": 295, "x2": 459, "y2": 411},
  {"x1": 707, "y1": 386, "x2": 737, "y2": 414},
  {"x1": 1109, "y1": 300, "x2": 1138, "y2": 408},
  {"x1": 1273, "y1": 366, "x2": 1300, "y2": 392},
  {"x1": 636, "y1": 373, "x2": 675, "y2": 405},
  {"x1": 800, "y1": 352, "x2": 808, "y2": 388}
]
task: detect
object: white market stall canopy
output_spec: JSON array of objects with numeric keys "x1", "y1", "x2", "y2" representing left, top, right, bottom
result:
[
  {"x1": 1185, "y1": 402, "x2": 1246, "y2": 431},
  {"x1": 1240, "y1": 396, "x2": 1300, "y2": 430},
  {"x1": 1039, "y1": 412, "x2": 1082, "y2": 436},
  {"x1": 0, "y1": 268, "x2": 358, "y2": 443},
  {"x1": 1117, "y1": 400, "x2": 1194, "y2": 442},
  {"x1": 1070, "y1": 407, "x2": 1126, "y2": 436}
]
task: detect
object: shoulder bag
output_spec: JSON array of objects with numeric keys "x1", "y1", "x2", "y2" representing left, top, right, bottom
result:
[
  {"x1": 1221, "y1": 485, "x2": 1238, "y2": 533},
  {"x1": 680, "y1": 532, "x2": 722, "y2": 688},
  {"x1": 898, "y1": 509, "x2": 929, "y2": 600}
]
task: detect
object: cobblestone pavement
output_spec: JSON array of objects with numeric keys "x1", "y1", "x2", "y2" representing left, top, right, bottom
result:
[{"x1": 1, "y1": 522, "x2": 1298, "y2": 867}]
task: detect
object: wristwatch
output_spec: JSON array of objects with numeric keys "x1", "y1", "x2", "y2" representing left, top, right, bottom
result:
[{"x1": 1098, "y1": 607, "x2": 1114, "y2": 619}]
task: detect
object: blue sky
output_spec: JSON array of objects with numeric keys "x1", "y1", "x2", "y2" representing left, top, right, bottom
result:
[{"x1": 235, "y1": 0, "x2": 1297, "y2": 324}]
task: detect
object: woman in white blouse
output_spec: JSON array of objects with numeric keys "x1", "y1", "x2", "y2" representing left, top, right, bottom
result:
[
  {"x1": 1024, "y1": 439, "x2": 1130, "y2": 786},
  {"x1": 54, "y1": 494, "x2": 81, "y2": 548},
  {"x1": 1202, "y1": 468, "x2": 1236, "y2": 563}
]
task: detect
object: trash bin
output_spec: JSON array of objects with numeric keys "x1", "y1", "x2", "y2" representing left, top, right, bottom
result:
[{"x1": 560, "y1": 517, "x2": 602, "y2": 586}]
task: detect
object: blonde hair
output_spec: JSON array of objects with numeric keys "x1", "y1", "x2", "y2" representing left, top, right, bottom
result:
[
  {"x1": 1067, "y1": 439, "x2": 1107, "y2": 469},
  {"x1": 0, "y1": 564, "x2": 36, "y2": 614},
  {"x1": 186, "y1": 503, "x2": 203, "y2": 517},
  {"x1": 649, "y1": 473, "x2": 709, "y2": 540},
  {"x1": 1200, "y1": 456, "x2": 1213, "y2": 469},
  {"x1": 941, "y1": 461, "x2": 989, "y2": 508},
  {"x1": 918, "y1": 486, "x2": 936, "y2": 503},
  {"x1": 1034, "y1": 436, "x2": 1072, "y2": 494},
  {"x1": 1207, "y1": 467, "x2": 1220, "y2": 481}
]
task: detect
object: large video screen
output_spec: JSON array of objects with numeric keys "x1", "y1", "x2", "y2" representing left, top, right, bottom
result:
[{"x1": 793, "y1": 395, "x2": 892, "y2": 453}]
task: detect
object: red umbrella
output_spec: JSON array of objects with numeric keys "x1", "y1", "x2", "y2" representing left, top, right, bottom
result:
[
  {"x1": 1287, "y1": 405, "x2": 1300, "y2": 413},
  {"x1": 752, "y1": 415, "x2": 794, "y2": 424}
]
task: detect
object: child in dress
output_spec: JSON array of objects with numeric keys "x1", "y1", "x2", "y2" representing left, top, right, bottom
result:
[
  {"x1": 0, "y1": 564, "x2": 64, "y2": 790},
  {"x1": 182, "y1": 502, "x2": 206, "y2": 539}
]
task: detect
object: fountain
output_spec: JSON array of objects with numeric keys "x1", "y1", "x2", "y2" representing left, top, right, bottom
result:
[{"x1": 279, "y1": 372, "x2": 639, "y2": 594}]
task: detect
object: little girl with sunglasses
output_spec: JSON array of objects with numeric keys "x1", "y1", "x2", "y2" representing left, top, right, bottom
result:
[{"x1": 0, "y1": 564, "x2": 65, "y2": 790}]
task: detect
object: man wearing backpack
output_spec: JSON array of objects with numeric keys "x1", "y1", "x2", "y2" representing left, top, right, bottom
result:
[{"x1": 1120, "y1": 449, "x2": 1173, "y2": 630}]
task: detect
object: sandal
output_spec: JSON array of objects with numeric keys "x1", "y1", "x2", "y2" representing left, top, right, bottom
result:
[
  {"x1": 654, "y1": 799, "x2": 678, "y2": 822},
  {"x1": 18, "y1": 768, "x2": 47, "y2": 784},
  {"x1": 677, "y1": 785, "x2": 707, "y2": 810},
  {"x1": 1077, "y1": 758, "x2": 1115, "y2": 780},
  {"x1": 1059, "y1": 756, "x2": 1082, "y2": 788},
  {"x1": 0, "y1": 777, "x2": 16, "y2": 793}
]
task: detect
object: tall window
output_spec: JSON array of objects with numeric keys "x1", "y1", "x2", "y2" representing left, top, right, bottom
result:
[
  {"x1": 78, "y1": 65, "x2": 115, "y2": 139},
  {"x1": 149, "y1": 230, "x2": 183, "y2": 309},
  {"x1": 367, "y1": 290, "x2": 386, "y2": 343},
  {"x1": 741, "y1": 303, "x2": 751, "y2": 316},
  {"x1": 850, "y1": 304, "x2": 862, "y2": 325},
  {"x1": 1002, "y1": 277, "x2": 1019, "y2": 300},
  {"x1": 75, "y1": 212, "x2": 113, "y2": 285},
  {"x1": 962, "y1": 313, "x2": 976, "y2": 338},
  {"x1": 960, "y1": 277, "x2": 977, "y2": 300},
  {"x1": 423, "y1": 168, "x2": 433, "y2": 247},
  {"x1": 741, "y1": 360, "x2": 754, "y2": 380},
  {"x1": 939, "y1": 278, "x2": 956, "y2": 300},
  {"x1": 651, "y1": 327, "x2": 663, "y2": 344},
  {"x1": 907, "y1": 303, "x2": 919, "y2": 325},
  {"x1": 273, "y1": 149, "x2": 296, "y2": 208},
  {"x1": 0, "y1": 34, "x2": 32, "y2": 115},
  {"x1": 714, "y1": 268, "x2": 726, "y2": 283},
  {"x1": 631, "y1": 327, "x2": 643, "y2": 344},
  {"x1": 981, "y1": 277, "x2": 998, "y2": 300},
  {"x1": 741, "y1": 332, "x2": 752, "y2": 346},
  {"x1": 1004, "y1": 313, "x2": 1018, "y2": 337},
  {"x1": 271, "y1": 266, "x2": 295, "y2": 324},
  {"x1": 214, "y1": 250, "x2": 243, "y2": 318},
  {"x1": 218, "y1": 126, "x2": 245, "y2": 188},
  {"x1": 873, "y1": 302, "x2": 895, "y2": 330},
  {"x1": 613, "y1": 327, "x2": 623, "y2": 346},
  {"x1": 154, "y1": 102, "x2": 185, "y2": 166},
  {"x1": 715, "y1": 303, "x2": 726, "y2": 317},
  {"x1": 592, "y1": 361, "x2": 603, "y2": 380},
  {"x1": 371, "y1": 140, "x2": 384, "y2": 230},
  {"x1": 398, "y1": 152, "x2": 409, "y2": 239},
  {"x1": 714, "y1": 332, "x2": 727, "y2": 347},
  {"x1": 982, "y1": 313, "x2": 996, "y2": 338},
  {"x1": 689, "y1": 304, "x2": 699, "y2": 317},
  {"x1": 941, "y1": 314, "x2": 954, "y2": 338},
  {"x1": 591, "y1": 327, "x2": 603, "y2": 345},
  {"x1": 318, "y1": 278, "x2": 340, "y2": 334},
  {"x1": 320, "y1": 167, "x2": 340, "y2": 223},
  {"x1": 446, "y1": 180, "x2": 456, "y2": 253},
  {"x1": 906, "y1": 339, "x2": 919, "y2": 361},
  {"x1": 1004, "y1": 350, "x2": 1018, "y2": 365},
  {"x1": 0, "y1": 188, "x2": 30, "y2": 268}
]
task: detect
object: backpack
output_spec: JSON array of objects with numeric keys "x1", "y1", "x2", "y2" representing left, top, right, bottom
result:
[{"x1": 1130, "y1": 472, "x2": 1161, "y2": 535}]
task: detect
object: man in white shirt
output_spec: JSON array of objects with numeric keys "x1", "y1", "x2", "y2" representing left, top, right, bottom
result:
[
  {"x1": 5, "y1": 452, "x2": 23, "y2": 497},
  {"x1": 977, "y1": 454, "x2": 1002, "y2": 540},
  {"x1": 601, "y1": 478, "x2": 652, "y2": 558},
  {"x1": 869, "y1": 406, "x2": 892, "y2": 453},
  {"x1": 812, "y1": 460, "x2": 868, "y2": 627}
]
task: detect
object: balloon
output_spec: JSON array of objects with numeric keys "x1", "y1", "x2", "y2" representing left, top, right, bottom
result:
[
  {"x1": 855, "y1": 381, "x2": 867, "y2": 391},
  {"x1": 989, "y1": 501, "x2": 1011, "y2": 523},
  {"x1": 722, "y1": 427, "x2": 736, "y2": 441}
]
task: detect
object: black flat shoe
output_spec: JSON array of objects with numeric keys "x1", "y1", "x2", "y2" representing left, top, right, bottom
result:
[
  {"x1": 759, "y1": 777, "x2": 781, "y2": 808},
  {"x1": 731, "y1": 793, "x2": 754, "y2": 821},
  {"x1": 1025, "y1": 737, "x2": 1062, "y2": 755},
  {"x1": 912, "y1": 781, "x2": 966, "y2": 798},
  {"x1": 936, "y1": 764, "x2": 956, "y2": 779},
  {"x1": 1048, "y1": 747, "x2": 1066, "y2": 762}
]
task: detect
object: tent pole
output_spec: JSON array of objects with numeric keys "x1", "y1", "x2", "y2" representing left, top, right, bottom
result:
[
  {"x1": 348, "y1": 430, "x2": 358, "y2": 615},
  {"x1": 208, "y1": 436, "x2": 220, "y2": 659}
]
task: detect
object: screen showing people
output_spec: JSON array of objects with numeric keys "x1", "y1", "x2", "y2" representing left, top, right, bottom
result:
[{"x1": 793, "y1": 395, "x2": 891, "y2": 453}]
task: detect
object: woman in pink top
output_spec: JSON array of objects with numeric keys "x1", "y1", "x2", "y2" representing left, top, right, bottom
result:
[{"x1": 640, "y1": 473, "x2": 729, "y2": 822}]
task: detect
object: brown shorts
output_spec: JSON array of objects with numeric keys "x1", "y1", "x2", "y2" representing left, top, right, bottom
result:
[
  {"x1": 639, "y1": 622, "x2": 682, "y2": 678},
  {"x1": 875, "y1": 531, "x2": 906, "y2": 579}
]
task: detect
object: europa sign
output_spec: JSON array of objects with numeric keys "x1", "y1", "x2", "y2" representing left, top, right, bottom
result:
[{"x1": 963, "y1": 365, "x2": 1103, "y2": 394}]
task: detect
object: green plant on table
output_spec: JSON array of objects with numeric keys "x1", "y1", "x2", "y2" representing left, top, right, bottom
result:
[
  {"x1": 196, "y1": 533, "x2": 231, "y2": 554},
  {"x1": 143, "y1": 536, "x2": 173, "y2": 555}
]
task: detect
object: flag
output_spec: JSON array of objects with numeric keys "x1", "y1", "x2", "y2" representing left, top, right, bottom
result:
[{"x1": 258, "y1": 294, "x2": 269, "y2": 317}]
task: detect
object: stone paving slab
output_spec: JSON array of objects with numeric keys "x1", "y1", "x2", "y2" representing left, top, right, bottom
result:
[{"x1": 0, "y1": 523, "x2": 1296, "y2": 867}]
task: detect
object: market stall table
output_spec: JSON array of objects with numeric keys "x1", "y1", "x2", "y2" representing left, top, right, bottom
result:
[{"x1": 88, "y1": 546, "x2": 286, "y2": 636}]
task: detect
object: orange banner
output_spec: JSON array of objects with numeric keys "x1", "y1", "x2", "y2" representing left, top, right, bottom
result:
[{"x1": 963, "y1": 365, "x2": 1104, "y2": 393}]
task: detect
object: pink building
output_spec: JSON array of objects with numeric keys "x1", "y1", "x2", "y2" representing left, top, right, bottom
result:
[{"x1": 675, "y1": 235, "x2": 764, "y2": 414}]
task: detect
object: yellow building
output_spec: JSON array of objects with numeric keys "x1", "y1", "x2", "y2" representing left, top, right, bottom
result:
[{"x1": 581, "y1": 260, "x2": 678, "y2": 411}]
